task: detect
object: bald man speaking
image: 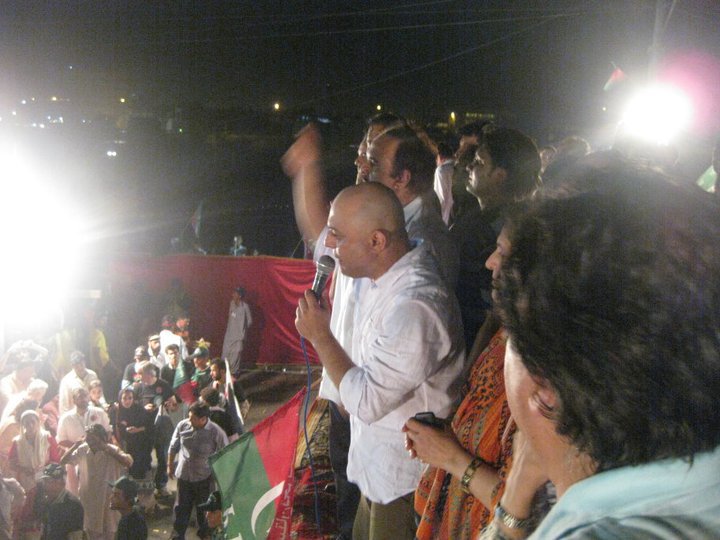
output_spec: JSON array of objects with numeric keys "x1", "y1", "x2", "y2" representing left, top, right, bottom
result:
[{"x1": 296, "y1": 183, "x2": 464, "y2": 539}]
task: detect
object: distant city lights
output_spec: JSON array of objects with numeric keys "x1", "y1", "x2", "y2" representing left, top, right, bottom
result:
[{"x1": 376, "y1": 104, "x2": 382, "y2": 111}]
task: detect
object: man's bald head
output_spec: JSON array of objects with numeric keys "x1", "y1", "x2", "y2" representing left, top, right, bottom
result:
[
  {"x1": 326, "y1": 183, "x2": 410, "y2": 280},
  {"x1": 334, "y1": 183, "x2": 406, "y2": 236}
]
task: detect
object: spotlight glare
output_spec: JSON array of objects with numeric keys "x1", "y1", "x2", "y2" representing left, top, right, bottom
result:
[
  {"x1": 620, "y1": 84, "x2": 693, "y2": 145},
  {"x1": 0, "y1": 145, "x2": 86, "y2": 323}
]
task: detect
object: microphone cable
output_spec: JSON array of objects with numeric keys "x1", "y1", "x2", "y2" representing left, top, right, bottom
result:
[{"x1": 300, "y1": 335, "x2": 323, "y2": 534}]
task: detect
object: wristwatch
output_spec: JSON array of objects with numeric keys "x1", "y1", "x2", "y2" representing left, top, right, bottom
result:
[{"x1": 494, "y1": 502, "x2": 532, "y2": 530}]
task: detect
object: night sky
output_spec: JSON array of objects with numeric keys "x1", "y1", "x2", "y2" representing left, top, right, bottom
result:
[
  {"x1": 1, "y1": 1, "x2": 720, "y2": 259},
  {"x1": 2, "y1": 1, "x2": 719, "y2": 131}
]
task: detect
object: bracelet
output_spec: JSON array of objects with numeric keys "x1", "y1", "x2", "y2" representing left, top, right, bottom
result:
[
  {"x1": 460, "y1": 456, "x2": 484, "y2": 494},
  {"x1": 494, "y1": 502, "x2": 532, "y2": 530},
  {"x1": 479, "y1": 521, "x2": 515, "y2": 540}
]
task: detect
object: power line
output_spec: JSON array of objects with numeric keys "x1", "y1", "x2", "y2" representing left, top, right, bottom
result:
[
  {"x1": 229, "y1": 13, "x2": 574, "y2": 41},
  {"x1": 295, "y1": 13, "x2": 572, "y2": 107},
  {"x1": 235, "y1": 3, "x2": 590, "y2": 26}
]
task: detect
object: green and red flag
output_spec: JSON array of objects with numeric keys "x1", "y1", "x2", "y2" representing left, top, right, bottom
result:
[
  {"x1": 210, "y1": 387, "x2": 306, "y2": 540},
  {"x1": 697, "y1": 165, "x2": 718, "y2": 192},
  {"x1": 173, "y1": 360, "x2": 195, "y2": 404},
  {"x1": 603, "y1": 62, "x2": 627, "y2": 92}
]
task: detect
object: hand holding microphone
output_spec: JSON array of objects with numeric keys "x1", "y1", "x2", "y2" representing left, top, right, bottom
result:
[{"x1": 295, "y1": 255, "x2": 335, "y2": 344}]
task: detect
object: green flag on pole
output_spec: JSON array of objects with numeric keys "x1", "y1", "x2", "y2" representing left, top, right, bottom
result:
[
  {"x1": 697, "y1": 165, "x2": 718, "y2": 192},
  {"x1": 210, "y1": 387, "x2": 306, "y2": 540},
  {"x1": 172, "y1": 359, "x2": 195, "y2": 404}
]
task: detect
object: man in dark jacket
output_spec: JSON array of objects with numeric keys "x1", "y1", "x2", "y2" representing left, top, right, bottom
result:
[
  {"x1": 39, "y1": 463, "x2": 84, "y2": 540},
  {"x1": 110, "y1": 476, "x2": 147, "y2": 540}
]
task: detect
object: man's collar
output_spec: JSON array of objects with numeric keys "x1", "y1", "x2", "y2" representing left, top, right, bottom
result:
[
  {"x1": 403, "y1": 196, "x2": 422, "y2": 225},
  {"x1": 371, "y1": 242, "x2": 424, "y2": 288}
]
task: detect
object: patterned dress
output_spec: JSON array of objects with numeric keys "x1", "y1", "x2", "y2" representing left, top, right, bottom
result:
[{"x1": 414, "y1": 329, "x2": 512, "y2": 540}]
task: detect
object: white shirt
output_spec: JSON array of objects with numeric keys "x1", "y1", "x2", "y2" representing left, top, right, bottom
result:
[
  {"x1": 339, "y1": 244, "x2": 465, "y2": 503},
  {"x1": 148, "y1": 349, "x2": 166, "y2": 370},
  {"x1": 222, "y1": 300, "x2": 252, "y2": 350},
  {"x1": 316, "y1": 195, "x2": 458, "y2": 404},
  {"x1": 66, "y1": 443, "x2": 130, "y2": 534},
  {"x1": 434, "y1": 158, "x2": 455, "y2": 226},
  {"x1": 57, "y1": 406, "x2": 111, "y2": 444},
  {"x1": 160, "y1": 329, "x2": 188, "y2": 359},
  {"x1": 58, "y1": 368, "x2": 100, "y2": 416}
]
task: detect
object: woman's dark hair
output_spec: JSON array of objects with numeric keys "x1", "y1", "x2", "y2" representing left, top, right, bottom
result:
[{"x1": 498, "y1": 166, "x2": 720, "y2": 471}]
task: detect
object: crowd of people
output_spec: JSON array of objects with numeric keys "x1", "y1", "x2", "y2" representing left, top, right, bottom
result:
[
  {"x1": 0, "y1": 294, "x2": 251, "y2": 539},
  {"x1": 286, "y1": 115, "x2": 720, "y2": 539}
]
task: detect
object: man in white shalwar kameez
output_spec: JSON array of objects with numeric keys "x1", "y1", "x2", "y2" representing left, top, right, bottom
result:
[{"x1": 221, "y1": 287, "x2": 252, "y2": 376}]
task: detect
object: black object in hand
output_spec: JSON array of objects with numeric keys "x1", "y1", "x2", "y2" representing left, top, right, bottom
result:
[{"x1": 413, "y1": 411, "x2": 445, "y2": 429}]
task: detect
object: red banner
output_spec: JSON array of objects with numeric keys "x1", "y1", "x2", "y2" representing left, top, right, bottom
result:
[{"x1": 108, "y1": 255, "x2": 321, "y2": 366}]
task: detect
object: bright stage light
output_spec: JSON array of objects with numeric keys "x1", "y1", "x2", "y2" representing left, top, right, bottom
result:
[
  {"x1": 0, "y1": 144, "x2": 86, "y2": 326},
  {"x1": 619, "y1": 84, "x2": 693, "y2": 146}
]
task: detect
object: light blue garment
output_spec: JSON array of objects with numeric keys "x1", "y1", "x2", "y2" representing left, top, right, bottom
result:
[
  {"x1": 169, "y1": 418, "x2": 228, "y2": 482},
  {"x1": 530, "y1": 446, "x2": 720, "y2": 539}
]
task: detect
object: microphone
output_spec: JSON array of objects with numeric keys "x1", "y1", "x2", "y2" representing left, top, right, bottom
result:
[{"x1": 311, "y1": 255, "x2": 336, "y2": 299}]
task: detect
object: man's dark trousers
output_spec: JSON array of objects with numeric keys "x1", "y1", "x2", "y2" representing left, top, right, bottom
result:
[
  {"x1": 329, "y1": 401, "x2": 361, "y2": 540},
  {"x1": 172, "y1": 476, "x2": 212, "y2": 539}
]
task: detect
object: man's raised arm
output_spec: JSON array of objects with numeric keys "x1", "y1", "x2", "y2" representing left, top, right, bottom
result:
[{"x1": 281, "y1": 123, "x2": 330, "y2": 247}]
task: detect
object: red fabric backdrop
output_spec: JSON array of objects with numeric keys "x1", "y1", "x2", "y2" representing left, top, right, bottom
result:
[{"x1": 108, "y1": 255, "x2": 320, "y2": 366}]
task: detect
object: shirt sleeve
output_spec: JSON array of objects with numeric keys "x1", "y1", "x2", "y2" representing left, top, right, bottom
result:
[
  {"x1": 168, "y1": 422, "x2": 182, "y2": 455},
  {"x1": 57, "y1": 416, "x2": 68, "y2": 442},
  {"x1": 65, "y1": 446, "x2": 82, "y2": 465},
  {"x1": 340, "y1": 299, "x2": 451, "y2": 424},
  {"x1": 215, "y1": 424, "x2": 229, "y2": 450},
  {"x1": 112, "y1": 444, "x2": 133, "y2": 467}
]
